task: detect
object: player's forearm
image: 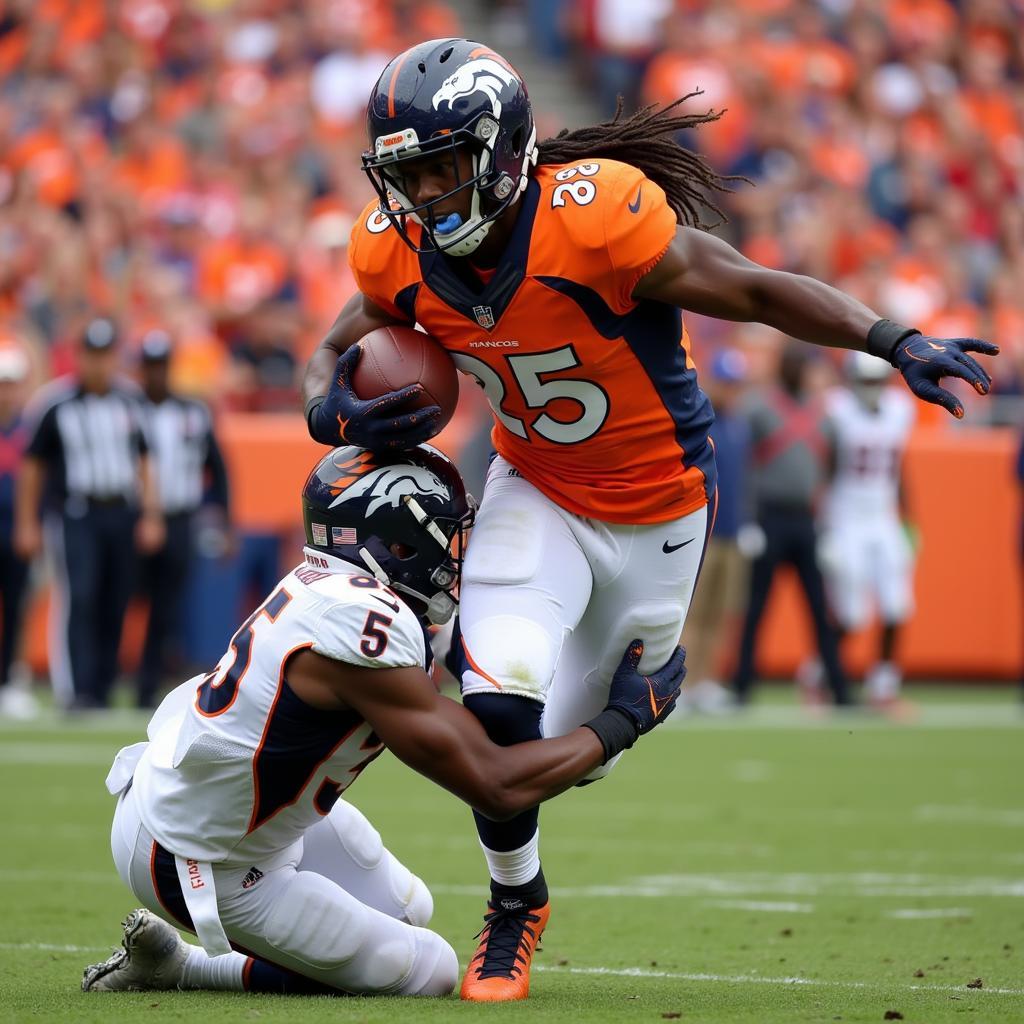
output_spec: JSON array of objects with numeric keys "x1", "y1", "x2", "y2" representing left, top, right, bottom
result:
[
  {"x1": 302, "y1": 345, "x2": 340, "y2": 407},
  {"x1": 749, "y1": 270, "x2": 881, "y2": 351},
  {"x1": 301, "y1": 293, "x2": 402, "y2": 406},
  {"x1": 481, "y1": 730, "x2": 605, "y2": 820}
]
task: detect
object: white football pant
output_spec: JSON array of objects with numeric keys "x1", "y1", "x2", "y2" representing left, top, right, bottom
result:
[
  {"x1": 459, "y1": 455, "x2": 709, "y2": 778},
  {"x1": 110, "y1": 783, "x2": 457, "y2": 996}
]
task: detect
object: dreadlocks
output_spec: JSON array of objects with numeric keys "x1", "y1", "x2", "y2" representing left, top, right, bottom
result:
[{"x1": 536, "y1": 94, "x2": 741, "y2": 231}]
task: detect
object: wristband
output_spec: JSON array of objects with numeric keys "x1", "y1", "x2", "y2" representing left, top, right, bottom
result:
[
  {"x1": 583, "y1": 707, "x2": 640, "y2": 764},
  {"x1": 304, "y1": 395, "x2": 327, "y2": 438},
  {"x1": 865, "y1": 319, "x2": 921, "y2": 364}
]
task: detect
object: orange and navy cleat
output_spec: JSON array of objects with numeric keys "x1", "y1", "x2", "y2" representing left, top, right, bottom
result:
[{"x1": 459, "y1": 898, "x2": 550, "y2": 1002}]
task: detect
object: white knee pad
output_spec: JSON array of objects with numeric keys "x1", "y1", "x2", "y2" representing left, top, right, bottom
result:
[
  {"x1": 263, "y1": 871, "x2": 372, "y2": 971},
  {"x1": 327, "y1": 799, "x2": 385, "y2": 870},
  {"x1": 325, "y1": 799, "x2": 432, "y2": 926},
  {"x1": 460, "y1": 614, "x2": 561, "y2": 701},
  {"x1": 397, "y1": 930, "x2": 459, "y2": 997},
  {"x1": 399, "y1": 867, "x2": 434, "y2": 928}
]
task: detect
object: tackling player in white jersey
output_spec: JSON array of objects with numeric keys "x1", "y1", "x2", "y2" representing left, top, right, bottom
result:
[
  {"x1": 82, "y1": 443, "x2": 685, "y2": 999},
  {"x1": 820, "y1": 352, "x2": 917, "y2": 709}
]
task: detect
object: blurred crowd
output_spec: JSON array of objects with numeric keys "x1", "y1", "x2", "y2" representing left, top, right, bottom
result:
[{"x1": 0, "y1": 0, "x2": 461, "y2": 411}]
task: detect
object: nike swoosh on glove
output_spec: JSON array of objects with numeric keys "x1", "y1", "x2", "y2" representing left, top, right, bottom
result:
[
  {"x1": 605, "y1": 639, "x2": 687, "y2": 736},
  {"x1": 891, "y1": 334, "x2": 1000, "y2": 419},
  {"x1": 308, "y1": 345, "x2": 442, "y2": 451}
]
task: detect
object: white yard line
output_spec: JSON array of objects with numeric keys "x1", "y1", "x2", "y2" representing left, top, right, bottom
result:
[
  {"x1": 533, "y1": 963, "x2": 1024, "y2": 997},
  {"x1": 886, "y1": 908, "x2": 973, "y2": 919},
  {"x1": 0, "y1": 942, "x2": 110, "y2": 953},
  {"x1": 914, "y1": 804, "x2": 1024, "y2": 827},
  {"x1": 705, "y1": 900, "x2": 814, "y2": 913},
  {"x1": 435, "y1": 871, "x2": 1024, "y2": 899},
  {"x1": 5, "y1": 941, "x2": 1021, "y2": 999}
]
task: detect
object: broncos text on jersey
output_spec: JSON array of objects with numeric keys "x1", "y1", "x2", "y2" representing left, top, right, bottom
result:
[{"x1": 350, "y1": 159, "x2": 716, "y2": 524}]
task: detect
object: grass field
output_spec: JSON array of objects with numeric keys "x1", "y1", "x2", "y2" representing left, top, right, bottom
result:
[{"x1": 2, "y1": 687, "x2": 1023, "y2": 1023}]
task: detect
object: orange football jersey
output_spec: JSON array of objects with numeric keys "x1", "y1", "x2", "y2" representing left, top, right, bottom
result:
[{"x1": 348, "y1": 159, "x2": 715, "y2": 524}]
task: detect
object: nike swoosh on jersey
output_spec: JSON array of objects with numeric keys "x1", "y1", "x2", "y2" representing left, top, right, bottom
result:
[
  {"x1": 628, "y1": 186, "x2": 643, "y2": 214},
  {"x1": 372, "y1": 593, "x2": 401, "y2": 613},
  {"x1": 662, "y1": 538, "x2": 695, "y2": 554}
]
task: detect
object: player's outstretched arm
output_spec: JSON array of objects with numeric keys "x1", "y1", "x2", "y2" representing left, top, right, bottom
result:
[
  {"x1": 287, "y1": 641, "x2": 685, "y2": 820},
  {"x1": 635, "y1": 226, "x2": 999, "y2": 418}
]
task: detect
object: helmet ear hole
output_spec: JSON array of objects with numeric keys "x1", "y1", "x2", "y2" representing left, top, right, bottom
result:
[
  {"x1": 389, "y1": 541, "x2": 416, "y2": 559},
  {"x1": 511, "y1": 127, "x2": 524, "y2": 158}
]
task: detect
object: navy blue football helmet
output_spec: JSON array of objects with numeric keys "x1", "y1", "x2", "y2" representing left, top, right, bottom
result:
[
  {"x1": 301, "y1": 444, "x2": 475, "y2": 624},
  {"x1": 361, "y1": 38, "x2": 537, "y2": 256}
]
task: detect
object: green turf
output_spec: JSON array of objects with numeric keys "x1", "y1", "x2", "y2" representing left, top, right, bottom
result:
[{"x1": 2, "y1": 687, "x2": 1023, "y2": 1023}]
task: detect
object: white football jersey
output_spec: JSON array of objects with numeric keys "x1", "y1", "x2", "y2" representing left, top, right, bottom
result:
[
  {"x1": 824, "y1": 387, "x2": 915, "y2": 522},
  {"x1": 131, "y1": 549, "x2": 428, "y2": 863}
]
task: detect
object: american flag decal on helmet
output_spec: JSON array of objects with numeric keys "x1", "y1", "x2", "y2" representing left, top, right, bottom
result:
[{"x1": 332, "y1": 526, "x2": 357, "y2": 545}]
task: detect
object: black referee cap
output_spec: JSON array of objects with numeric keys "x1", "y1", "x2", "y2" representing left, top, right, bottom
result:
[{"x1": 82, "y1": 317, "x2": 119, "y2": 351}]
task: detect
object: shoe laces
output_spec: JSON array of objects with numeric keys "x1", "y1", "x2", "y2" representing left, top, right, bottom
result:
[{"x1": 470, "y1": 901, "x2": 541, "y2": 980}]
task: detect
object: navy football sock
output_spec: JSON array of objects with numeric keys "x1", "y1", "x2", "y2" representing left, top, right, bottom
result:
[{"x1": 463, "y1": 693, "x2": 543, "y2": 851}]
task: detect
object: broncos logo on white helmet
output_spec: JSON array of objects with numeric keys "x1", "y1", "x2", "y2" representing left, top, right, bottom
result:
[
  {"x1": 431, "y1": 57, "x2": 518, "y2": 120},
  {"x1": 331, "y1": 465, "x2": 451, "y2": 517}
]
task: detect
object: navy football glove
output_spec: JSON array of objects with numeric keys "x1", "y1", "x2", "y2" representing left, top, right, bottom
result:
[
  {"x1": 867, "y1": 319, "x2": 1000, "y2": 420},
  {"x1": 584, "y1": 640, "x2": 686, "y2": 763},
  {"x1": 306, "y1": 345, "x2": 442, "y2": 451}
]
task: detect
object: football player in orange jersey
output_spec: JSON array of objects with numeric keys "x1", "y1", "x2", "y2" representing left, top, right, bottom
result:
[{"x1": 301, "y1": 38, "x2": 999, "y2": 1002}]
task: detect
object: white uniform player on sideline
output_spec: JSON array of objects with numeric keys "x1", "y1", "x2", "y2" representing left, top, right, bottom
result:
[
  {"x1": 81, "y1": 443, "x2": 685, "y2": 999},
  {"x1": 819, "y1": 352, "x2": 917, "y2": 710}
]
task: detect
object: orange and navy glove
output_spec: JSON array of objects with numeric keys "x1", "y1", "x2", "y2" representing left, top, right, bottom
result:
[
  {"x1": 584, "y1": 640, "x2": 686, "y2": 762},
  {"x1": 305, "y1": 345, "x2": 442, "y2": 451},
  {"x1": 867, "y1": 319, "x2": 999, "y2": 420}
]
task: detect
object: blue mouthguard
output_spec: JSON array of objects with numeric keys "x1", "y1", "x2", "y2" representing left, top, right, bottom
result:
[{"x1": 434, "y1": 212, "x2": 464, "y2": 235}]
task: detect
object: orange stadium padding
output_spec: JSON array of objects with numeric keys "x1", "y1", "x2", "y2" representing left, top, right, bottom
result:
[{"x1": 22, "y1": 417, "x2": 1023, "y2": 683}]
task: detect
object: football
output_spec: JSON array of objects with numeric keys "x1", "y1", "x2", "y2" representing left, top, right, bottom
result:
[{"x1": 351, "y1": 326, "x2": 459, "y2": 435}]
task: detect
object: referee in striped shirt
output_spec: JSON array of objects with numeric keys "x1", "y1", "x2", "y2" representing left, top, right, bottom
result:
[
  {"x1": 14, "y1": 318, "x2": 165, "y2": 711},
  {"x1": 135, "y1": 329, "x2": 230, "y2": 708}
]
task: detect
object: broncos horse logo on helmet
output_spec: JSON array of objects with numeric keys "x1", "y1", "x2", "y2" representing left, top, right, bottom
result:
[
  {"x1": 431, "y1": 57, "x2": 519, "y2": 120},
  {"x1": 332, "y1": 464, "x2": 451, "y2": 517},
  {"x1": 302, "y1": 444, "x2": 475, "y2": 624},
  {"x1": 361, "y1": 38, "x2": 537, "y2": 257}
]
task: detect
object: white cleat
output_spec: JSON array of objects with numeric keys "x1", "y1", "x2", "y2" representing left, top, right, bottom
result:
[{"x1": 82, "y1": 909, "x2": 189, "y2": 992}]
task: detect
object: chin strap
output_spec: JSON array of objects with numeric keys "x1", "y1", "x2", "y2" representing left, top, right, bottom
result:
[{"x1": 358, "y1": 546, "x2": 391, "y2": 584}]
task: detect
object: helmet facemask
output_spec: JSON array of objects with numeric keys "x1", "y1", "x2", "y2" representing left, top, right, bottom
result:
[
  {"x1": 362, "y1": 111, "x2": 536, "y2": 257},
  {"x1": 355, "y1": 494, "x2": 476, "y2": 624}
]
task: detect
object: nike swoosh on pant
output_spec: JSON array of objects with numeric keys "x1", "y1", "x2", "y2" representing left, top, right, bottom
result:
[
  {"x1": 662, "y1": 538, "x2": 695, "y2": 554},
  {"x1": 628, "y1": 187, "x2": 642, "y2": 214}
]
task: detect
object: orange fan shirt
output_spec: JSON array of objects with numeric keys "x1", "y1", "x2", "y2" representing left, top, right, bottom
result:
[{"x1": 349, "y1": 160, "x2": 715, "y2": 525}]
